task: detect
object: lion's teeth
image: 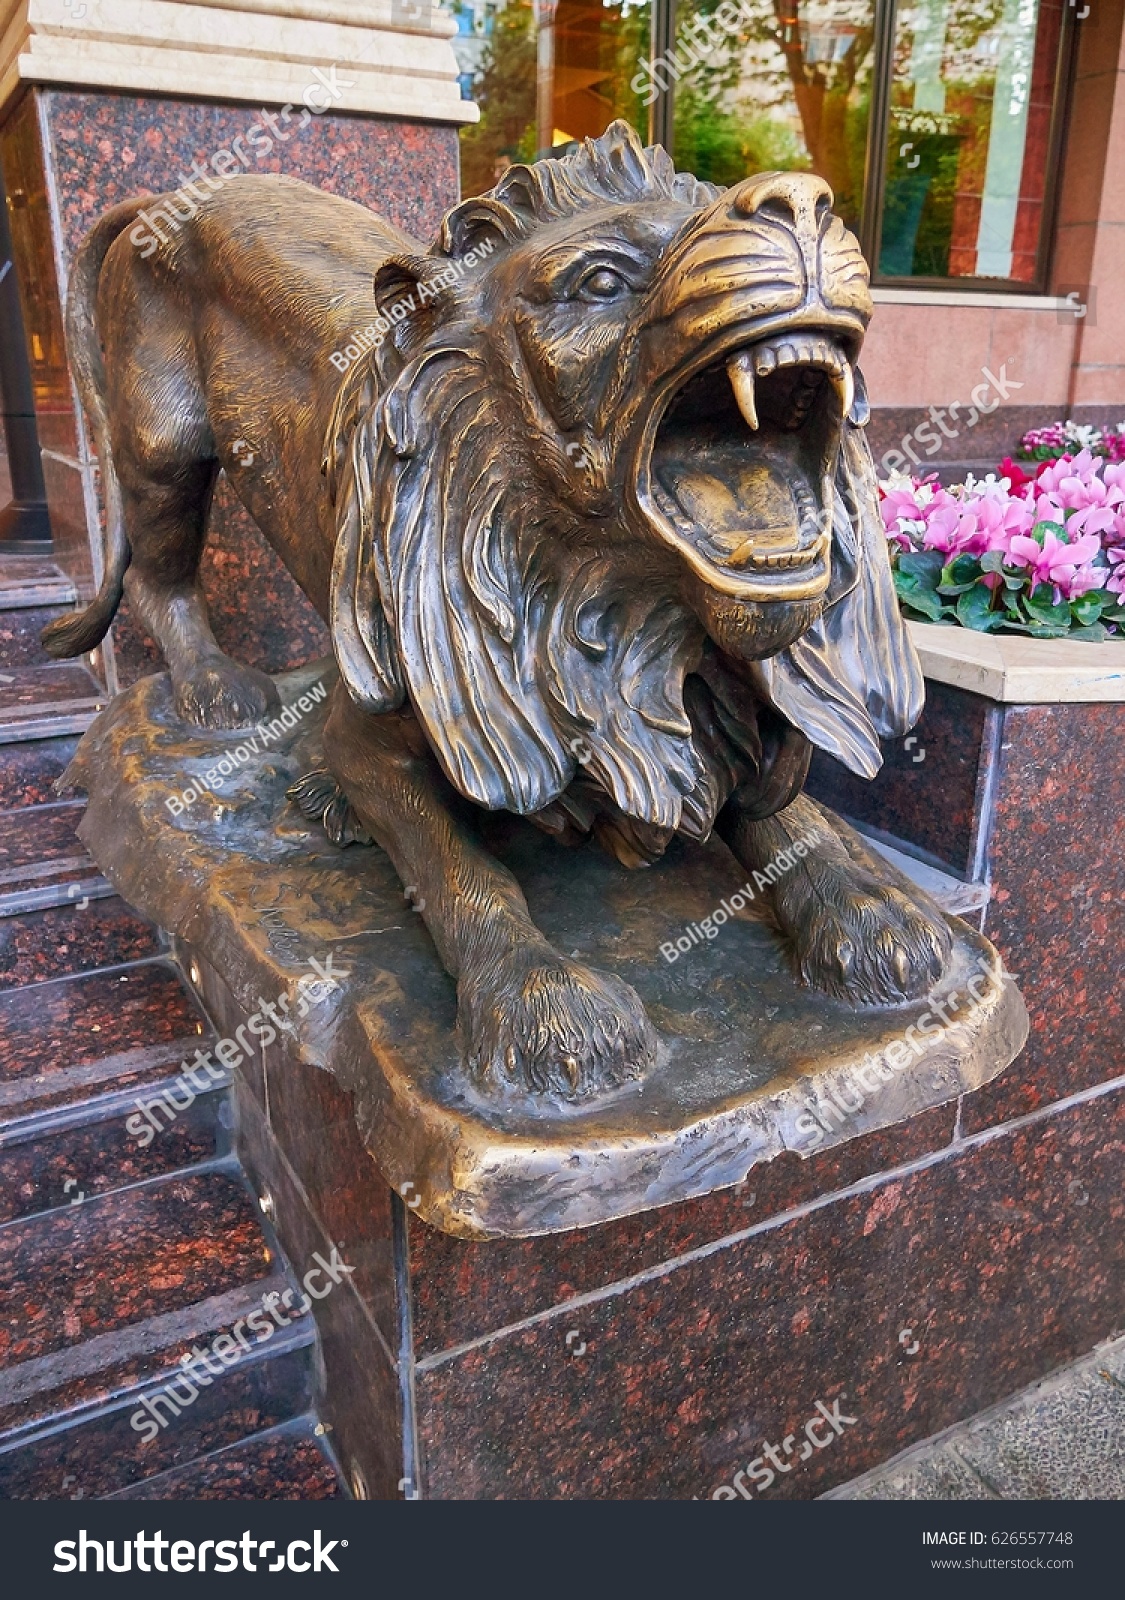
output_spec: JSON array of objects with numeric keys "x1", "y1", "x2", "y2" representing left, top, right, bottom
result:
[{"x1": 726, "y1": 353, "x2": 759, "y2": 431}]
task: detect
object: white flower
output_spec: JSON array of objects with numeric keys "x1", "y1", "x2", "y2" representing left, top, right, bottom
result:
[
  {"x1": 961, "y1": 472, "x2": 1011, "y2": 498},
  {"x1": 1064, "y1": 422, "x2": 1101, "y2": 450}
]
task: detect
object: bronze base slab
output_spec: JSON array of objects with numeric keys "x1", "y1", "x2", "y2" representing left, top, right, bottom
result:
[{"x1": 65, "y1": 663, "x2": 1028, "y2": 1239}]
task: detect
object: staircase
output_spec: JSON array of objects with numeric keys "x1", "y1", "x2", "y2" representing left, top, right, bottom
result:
[{"x1": 0, "y1": 554, "x2": 344, "y2": 1500}]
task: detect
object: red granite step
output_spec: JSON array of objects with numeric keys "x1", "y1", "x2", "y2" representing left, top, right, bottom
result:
[
  {"x1": 0, "y1": 799, "x2": 110, "y2": 916},
  {"x1": 0, "y1": 951, "x2": 220, "y2": 1205},
  {"x1": 0, "y1": 959, "x2": 210, "y2": 1118},
  {"x1": 0, "y1": 1166, "x2": 272, "y2": 1370},
  {"x1": 0, "y1": 556, "x2": 77, "y2": 613},
  {"x1": 0, "y1": 1152, "x2": 339, "y2": 1497},
  {"x1": 106, "y1": 1415, "x2": 343, "y2": 1500},
  {"x1": 0, "y1": 1166, "x2": 329, "y2": 1499},
  {"x1": 0, "y1": 663, "x2": 106, "y2": 745},
  {"x1": 0, "y1": 956, "x2": 228, "y2": 1223},
  {"x1": 0, "y1": 1333, "x2": 317, "y2": 1502},
  {"x1": 0, "y1": 605, "x2": 79, "y2": 668},
  {"x1": 0, "y1": 559, "x2": 341, "y2": 1500},
  {"x1": 0, "y1": 734, "x2": 81, "y2": 810},
  {"x1": 0, "y1": 1074, "x2": 229, "y2": 1228},
  {"x1": 0, "y1": 896, "x2": 160, "y2": 989}
]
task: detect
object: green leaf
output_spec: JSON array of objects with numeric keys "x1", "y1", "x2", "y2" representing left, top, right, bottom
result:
[
  {"x1": 1023, "y1": 622, "x2": 1072, "y2": 638},
  {"x1": 1024, "y1": 591, "x2": 1070, "y2": 628},
  {"x1": 955, "y1": 585, "x2": 1003, "y2": 631},
  {"x1": 897, "y1": 550, "x2": 944, "y2": 585},
  {"x1": 938, "y1": 554, "x2": 983, "y2": 595},
  {"x1": 1068, "y1": 622, "x2": 1109, "y2": 641},
  {"x1": 895, "y1": 578, "x2": 945, "y2": 622},
  {"x1": 1070, "y1": 592, "x2": 1110, "y2": 626}
]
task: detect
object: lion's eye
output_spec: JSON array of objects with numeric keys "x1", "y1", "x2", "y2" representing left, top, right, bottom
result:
[{"x1": 578, "y1": 267, "x2": 629, "y2": 302}]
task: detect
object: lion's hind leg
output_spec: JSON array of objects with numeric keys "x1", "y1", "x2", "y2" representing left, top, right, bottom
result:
[
  {"x1": 107, "y1": 308, "x2": 278, "y2": 730},
  {"x1": 719, "y1": 792, "x2": 952, "y2": 1005}
]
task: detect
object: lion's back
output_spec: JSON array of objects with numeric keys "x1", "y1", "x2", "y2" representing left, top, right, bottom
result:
[{"x1": 157, "y1": 175, "x2": 422, "y2": 354}]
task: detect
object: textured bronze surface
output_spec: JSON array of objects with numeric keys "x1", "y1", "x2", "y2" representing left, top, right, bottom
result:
[
  {"x1": 65, "y1": 665, "x2": 1027, "y2": 1238},
  {"x1": 51, "y1": 121, "x2": 1019, "y2": 1119}
]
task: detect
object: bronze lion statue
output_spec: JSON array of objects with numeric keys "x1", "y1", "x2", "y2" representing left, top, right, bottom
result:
[{"x1": 49, "y1": 122, "x2": 951, "y2": 1101}]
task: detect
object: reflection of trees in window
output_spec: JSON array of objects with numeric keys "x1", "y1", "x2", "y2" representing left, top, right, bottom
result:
[
  {"x1": 670, "y1": 1, "x2": 873, "y2": 228},
  {"x1": 458, "y1": 0, "x2": 649, "y2": 200},
  {"x1": 459, "y1": 2, "x2": 538, "y2": 198}
]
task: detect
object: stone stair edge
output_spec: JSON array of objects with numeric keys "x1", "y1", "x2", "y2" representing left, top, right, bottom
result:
[
  {"x1": 0, "y1": 1286, "x2": 316, "y2": 1459},
  {"x1": 102, "y1": 1411, "x2": 344, "y2": 1502}
]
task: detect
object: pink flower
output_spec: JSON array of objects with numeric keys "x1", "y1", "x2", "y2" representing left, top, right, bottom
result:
[
  {"x1": 1006, "y1": 526, "x2": 1106, "y2": 601},
  {"x1": 880, "y1": 487, "x2": 927, "y2": 545}
]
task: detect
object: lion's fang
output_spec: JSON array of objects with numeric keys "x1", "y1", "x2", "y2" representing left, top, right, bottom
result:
[
  {"x1": 726, "y1": 353, "x2": 759, "y2": 431},
  {"x1": 831, "y1": 365, "x2": 855, "y2": 421}
]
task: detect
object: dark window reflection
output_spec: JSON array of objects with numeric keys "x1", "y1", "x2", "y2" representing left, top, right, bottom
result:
[
  {"x1": 879, "y1": 0, "x2": 1065, "y2": 281},
  {"x1": 456, "y1": 0, "x2": 650, "y2": 197}
]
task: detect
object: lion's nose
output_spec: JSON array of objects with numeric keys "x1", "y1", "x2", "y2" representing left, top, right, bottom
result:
[{"x1": 726, "y1": 171, "x2": 835, "y2": 228}]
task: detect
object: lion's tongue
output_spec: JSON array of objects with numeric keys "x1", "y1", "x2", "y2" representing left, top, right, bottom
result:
[{"x1": 658, "y1": 458, "x2": 801, "y2": 567}]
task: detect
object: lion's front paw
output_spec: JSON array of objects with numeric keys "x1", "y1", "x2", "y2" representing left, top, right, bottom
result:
[
  {"x1": 174, "y1": 656, "x2": 280, "y2": 730},
  {"x1": 787, "y1": 878, "x2": 953, "y2": 1006},
  {"x1": 461, "y1": 950, "x2": 657, "y2": 1101}
]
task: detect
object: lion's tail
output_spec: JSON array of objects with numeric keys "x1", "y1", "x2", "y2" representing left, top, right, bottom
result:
[{"x1": 42, "y1": 198, "x2": 149, "y2": 660}]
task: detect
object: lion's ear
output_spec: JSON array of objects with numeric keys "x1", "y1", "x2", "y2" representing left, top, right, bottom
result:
[
  {"x1": 372, "y1": 255, "x2": 450, "y2": 359},
  {"x1": 755, "y1": 392, "x2": 923, "y2": 778},
  {"x1": 440, "y1": 196, "x2": 524, "y2": 258}
]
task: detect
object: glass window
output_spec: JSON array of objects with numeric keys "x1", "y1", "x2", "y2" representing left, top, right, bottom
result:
[
  {"x1": 668, "y1": 0, "x2": 876, "y2": 236},
  {"x1": 456, "y1": 0, "x2": 651, "y2": 198},
  {"x1": 877, "y1": 0, "x2": 1067, "y2": 282},
  {"x1": 452, "y1": 0, "x2": 1073, "y2": 289}
]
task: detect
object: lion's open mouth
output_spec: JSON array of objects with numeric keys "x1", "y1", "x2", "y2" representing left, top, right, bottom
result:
[{"x1": 642, "y1": 331, "x2": 852, "y2": 601}]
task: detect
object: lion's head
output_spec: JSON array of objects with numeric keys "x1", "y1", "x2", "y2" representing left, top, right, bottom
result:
[{"x1": 326, "y1": 123, "x2": 922, "y2": 845}]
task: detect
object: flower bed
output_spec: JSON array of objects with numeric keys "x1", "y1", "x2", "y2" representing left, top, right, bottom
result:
[
  {"x1": 1017, "y1": 419, "x2": 1125, "y2": 462},
  {"x1": 881, "y1": 449, "x2": 1125, "y2": 639}
]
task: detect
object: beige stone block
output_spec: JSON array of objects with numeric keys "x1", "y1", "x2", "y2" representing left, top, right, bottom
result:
[
  {"x1": 908, "y1": 622, "x2": 1125, "y2": 703},
  {"x1": 0, "y1": 0, "x2": 476, "y2": 123},
  {"x1": 985, "y1": 309, "x2": 1075, "y2": 408}
]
